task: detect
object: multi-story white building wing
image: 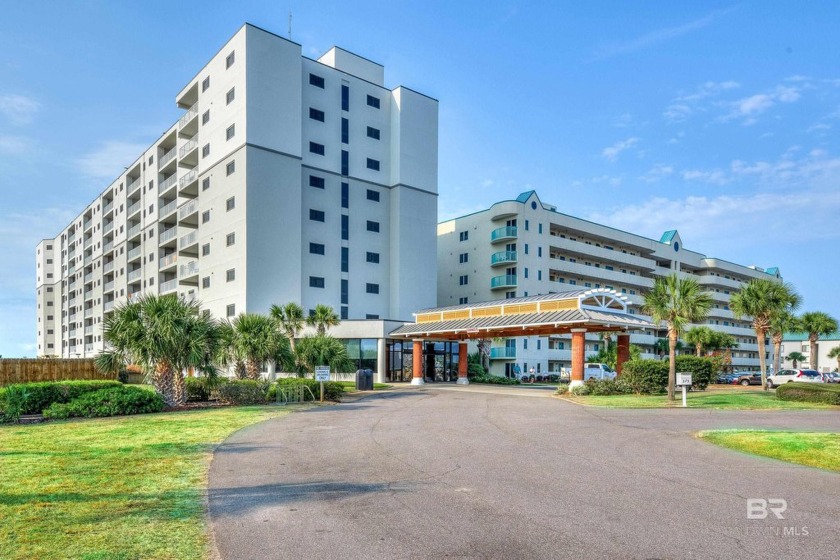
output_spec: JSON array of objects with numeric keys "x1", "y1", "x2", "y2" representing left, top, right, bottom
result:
[
  {"x1": 36, "y1": 23, "x2": 438, "y2": 359},
  {"x1": 437, "y1": 190, "x2": 781, "y2": 376}
]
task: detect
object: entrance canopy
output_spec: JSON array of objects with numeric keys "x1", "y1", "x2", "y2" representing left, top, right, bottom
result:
[{"x1": 389, "y1": 289, "x2": 654, "y2": 341}]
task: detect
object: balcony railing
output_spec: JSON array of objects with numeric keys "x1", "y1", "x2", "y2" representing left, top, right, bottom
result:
[
  {"x1": 491, "y1": 226, "x2": 518, "y2": 242},
  {"x1": 103, "y1": 241, "x2": 114, "y2": 253},
  {"x1": 126, "y1": 178, "x2": 141, "y2": 194},
  {"x1": 159, "y1": 174, "x2": 178, "y2": 193},
  {"x1": 103, "y1": 221, "x2": 114, "y2": 233},
  {"x1": 159, "y1": 199, "x2": 178, "y2": 217},
  {"x1": 127, "y1": 201, "x2": 141, "y2": 216},
  {"x1": 159, "y1": 254, "x2": 178, "y2": 268},
  {"x1": 127, "y1": 269, "x2": 142, "y2": 283},
  {"x1": 491, "y1": 250, "x2": 517, "y2": 266},
  {"x1": 103, "y1": 281, "x2": 114, "y2": 292},
  {"x1": 84, "y1": 325, "x2": 94, "y2": 335},
  {"x1": 159, "y1": 227, "x2": 178, "y2": 244},
  {"x1": 490, "y1": 275, "x2": 517, "y2": 289},
  {"x1": 490, "y1": 347, "x2": 516, "y2": 359},
  {"x1": 159, "y1": 148, "x2": 177, "y2": 169},
  {"x1": 179, "y1": 139, "x2": 198, "y2": 159},
  {"x1": 104, "y1": 300, "x2": 115, "y2": 312},
  {"x1": 84, "y1": 308, "x2": 93, "y2": 318},
  {"x1": 127, "y1": 246, "x2": 142, "y2": 261},
  {"x1": 84, "y1": 272, "x2": 93, "y2": 283},
  {"x1": 179, "y1": 260, "x2": 199, "y2": 277},
  {"x1": 103, "y1": 261, "x2": 114, "y2": 274},
  {"x1": 85, "y1": 344, "x2": 95, "y2": 353},
  {"x1": 178, "y1": 230, "x2": 197, "y2": 249},
  {"x1": 103, "y1": 201, "x2": 113, "y2": 214},
  {"x1": 178, "y1": 198, "x2": 198, "y2": 220},
  {"x1": 179, "y1": 169, "x2": 198, "y2": 190},
  {"x1": 159, "y1": 278, "x2": 179, "y2": 293},
  {"x1": 178, "y1": 103, "x2": 198, "y2": 128},
  {"x1": 127, "y1": 224, "x2": 141, "y2": 238}
]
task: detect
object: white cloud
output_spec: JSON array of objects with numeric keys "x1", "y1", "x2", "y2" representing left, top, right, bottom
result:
[
  {"x1": 663, "y1": 81, "x2": 740, "y2": 123},
  {"x1": 722, "y1": 85, "x2": 803, "y2": 124},
  {"x1": 640, "y1": 164, "x2": 674, "y2": 183},
  {"x1": 681, "y1": 168, "x2": 728, "y2": 185},
  {"x1": 0, "y1": 135, "x2": 30, "y2": 155},
  {"x1": 601, "y1": 137, "x2": 639, "y2": 162},
  {"x1": 0, "y1": 94, "x2": 40, "y2": 125},
  {"x1": 77, "y1": 140, "x2": 147, "y2": 180}
]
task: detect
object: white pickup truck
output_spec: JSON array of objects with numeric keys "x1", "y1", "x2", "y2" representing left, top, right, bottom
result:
[{"x1": 584, "y1": 363, "x2": 617, "y2": 380}]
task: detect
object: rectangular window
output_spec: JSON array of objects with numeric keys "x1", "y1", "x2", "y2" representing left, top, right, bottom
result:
[
  {"x1": 341, "y1": 118, "x2": 349, "y2": 144},
  {"x1": 538, "y1": 223, "x2": 543, "y2": 234},
  {"x1": 459, "y1": 252, "x2": 469, "y2": 263},
  {"x1": 341, "y1": 215, "x2": 349, "y2": 240},
  {"x1": 366, "y1": 220, "x2": 380, "y2": 233},
  {"x1": 225, "y1": 162, "x2": 235, "y2": 176},
  {"x1": 459, "y1": 297, "x2": 468, "y2": 305},
  {"x1": 459, "y1": 231, "x2": 469, "y2": 242},
  {"x1": 538, "y1": 247, "x2": 542, "y2": 257},
  {"x1": 538, "y1": 270, "x2": 542, "y2": 280},
  {"x1": 226, "y1": 51, "x2": 235, "y2": 68},
  {"x1": 309, "y1": 243, "x2": 325, "y2": 255},
  {"x1": 366, "y1": 126, "x2": 380, "y2": 140},
  {"x1": 202, "y1": 177, "x2": 210, "y2": 191},
  {"x1": 226, "y1": 269, "x2": 235, "y2": 282},
  {"x1": 202, "y1": 243, "x2": 210, "y2": 256},
  {"x1": 309, "y1": 74, "x2": 325, "y2": 88},
  {"x1": 226, "y1": 124, "x2": 235, "y2": 140},
  {"x1": 202, "y1": 277, "x2": 210, "y2": 288},
  {"x1": 341, "y1": 247, "x2": 349, "y2": 273},
  {"x1": 341, "y1": 182, "x2": 349, "y2": 208},
  {"x1": 202, "y1": 210, "x2": 210, "y2": 223},
  {"x1": 524, "y1": 268, "x2": 529, "y2": 279},
  {"x1": 525, "y1": 219, "x2": 529, "y2": 231},
  {"x1": 459, "y1": 275, "x2": 469, "y2": 285},
  {"x1": 309, "y1": 107, "x2": 324, "y2": 122},
  {"x1": 366, "y1": 252, "x2": 379, "y2": 263},
  {"x1": 202, "y1": 76, "x2": 210, "y2": 92},
  {"x1": 226, "y1": 304, "x2": 235, "y2": 317},
  {"x1": 341, "y1": 150, "x2": 349, "y2": 176},
  {"x1": 309, "y1": 175, "x2": 325, "y2": 189},
  {"x1": 309, "y1": 209, "x2": 325, "y2": 222},
  {"x1": 226, "y1": 197, "x2": 235, "y2": 211},
  {"x1": 202, "y1": 144, "x2": 210, "y2": 158},
  {"x1": 341, "y1": 305, "x2": 348, "y2": 320},
  {"x1": 341, "y1": 84, "x2": 349, "y2": 111},
  {"x1": 524, "y1": 244, "x2": 529, "y2": 254},
  {"x1": 366, "y1": 283, "x2": 379, "y2": 294},
  {"x1": 309, "y1": 142, "x2": 325, "y2": 155},
  {"x1": 202, "y1": 110, "x2": 210, "y2": 125},
  {"x1": 341, "y1": 279, "x2": 348, "y2": 305},
  {"x1": 366, "y1": 189, "x2": 380, "y2": 202},
  {"x1": 226, "y1": 232, "x2": 235, "y2": 246},
  {"x1": 226, "y1": 87, "x2": 235, "y2": 105},
  {"x1": 309, "y1": 276, "x2": 325, "y2": 288},
  {"x1": 366, "y1": 158, "x2": 380, "y2": 171},
  {"x1": 366, "y1": 94, "x2": 380, "y2": 108}
]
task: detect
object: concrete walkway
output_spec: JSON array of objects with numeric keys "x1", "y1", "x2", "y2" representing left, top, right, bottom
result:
[{"x1": 208, "y1": 386, "x2": 840, "y2": 559}]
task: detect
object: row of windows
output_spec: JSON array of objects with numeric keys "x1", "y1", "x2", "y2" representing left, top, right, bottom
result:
[
  {"x1": 308, "y1": 276, "x2": 380, "y2": 294},
  {"x1": 309, "y1": 209, "x2": 380, "y2": 233},
  {"x1": 308, "y1": 108, "x2": 381, "y2": 139},
  {"x1": 308, "y1": 174, "x2": 381, "y2": 203},
  {"x1": 308, "y1": 142, "x2": 381, "y2": 170},
  {"x1": 308, "y1": 242, "x2": 381, "y2": 264},
  {"x1": 308, "y1": 73, "x2": 382, "y2": 110}
]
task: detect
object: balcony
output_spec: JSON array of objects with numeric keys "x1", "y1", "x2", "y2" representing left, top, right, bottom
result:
[
  {"x1": 159, "y1": 174, "x2": 178, "y2": 195},
  {"x1": 158, "y1": 147, "x2": 177, "y2": 171},
  {"x1": 103, "y1": 261, "x2": 114, "y2": 274},
  {"x1": 159, "y1": 253, "x2": 178, "y2": 269},
  {"x1": 178, "y1": 103, "x2": 199, "y2": 137},
  {"x1": 159, "y1": 199, "x2": 178, "y2": 218},
  {"x1": 178, "y1": 198, "x2": 199, "y2": 222},
  {"x1": 127, "y1": 178, "x2": 141, "y2": 195},
  {"x1": 69, "y1": 346, "x2": 78, "y2": 355},
  {"x1": 179, "y1": 169, "x2": 198, "y2": 195},
  {"x1": 103, "y1": 240, "x2": 114, "y2": 254},
  {"x1": 159, "y1": 226, "x2": 179, "y2": 245},
  {"x1": 491, "y1": 226, "x2": 517, "y2": 243},
  {"x1": 127, "y1": 246, "x2": 142, "y2": 262},
  {"x1": 490, "y1": 275, "x2": 517, "y2": 289},
  {"x1": 179, "y1": 260, "x2": 199, "y2": 280},
  {"x1": 159, "y1": 278, "x2": 179, "y2": 294},
  {"x1": 84, "y1": 325, "x2": 94, "y2": 335},
  {"x1": 178, "y1": 139, "x2": 198, "y2": 168},
  {"x1": 103, "y1": 281, "x2": 114, "y2": 293},
  {"x1": 103, "y1": 201, "x2": 113, "y2": 214},
  {"x1": 85, "y1": 344, "x2": 95, "y2": 353},
  {"x1": 83, "y1": 235, "x2": 93, "y2": 248},
  {"x1": 127, "y1": 200, "x2": 141, "y2": 217},
  {"x1": 104, "y1": 300, "x2": 115, "y2": 312},
  {"x1": 127, "y1": 269, "x2": 142, "y2": 283},
  {"x1": 84, "y1": 308, "x2": 94, "y2": 318},
  {"x1": 127, "y1": 224, "x2": 141, "y2": 239},
  {"x1": 490, "y1": 347, "x2": 516, "y2": 360},
  {"x1": 84, "y1": 272, "x2": 93, "y2": 283},
  {"x1": 491, "y1": 250, "x2": 517, "y2": 266},
  {"x1": 83, "y1": 253, "x2": 92, "y2": 266},
  {"x1": 103, "y1": 221, "x2": 114, "y2": 234},
  {"x1": 178, "y1": 230, "x2": 198, "y2": 251}
]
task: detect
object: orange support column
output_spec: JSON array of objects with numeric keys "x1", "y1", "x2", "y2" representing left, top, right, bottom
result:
[
  {"x1": 411, "y1": 339, "x2": 425, "y2": 385},
  {"x1": 570, "y1": 328, "x2": 586, "y2": 387},
  {"x1": 616, "y1": 333, "x2": 630, "y2": 376},
  {"x1": 457, "y1": 341, "x2": 469, "y2": 385}
]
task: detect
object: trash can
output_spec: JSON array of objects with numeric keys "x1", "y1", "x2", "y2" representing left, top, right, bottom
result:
[{"x1": 355, "y1": 368, "x2": 374, "y2": 391}]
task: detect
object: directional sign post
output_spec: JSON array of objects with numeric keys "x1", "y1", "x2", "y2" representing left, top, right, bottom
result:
[
  {"x1": 676, "y1": 372, "x2": 692, "y2": 408},
  {"x1": 315, "y1": 366, "x2": 330, "y2": 403}
]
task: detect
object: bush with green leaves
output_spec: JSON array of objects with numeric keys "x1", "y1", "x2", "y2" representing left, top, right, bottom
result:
[
  {"x1": 673, "y1": 355, "x2": 714, "y2": 390},
  {"x1": 776, "y1": 382, "x2": 840, "y2": 405},
  {"x1": 42, "y1": 386, "x2": 165, "y2": 420},
  {"x1": 469, "y1": 374, "x2": 520, "y2": 385},
  {"x1": 582, "y1": 378, "x2": 633, "y2": 396},
  {"x1": 215, "y1": 379, "x2": 270, "y2": 405},
  {"x1": 269, "y1": 378, "x2": 344, "y2": 402},
  {"x1": 620, "y1": 356, "x2": 715, "y2": 394},
  {"x1": 0, "y1": 380, "x2": 123, "y2": 415},
  {"x1": 184, "y1": 376, "x2": 227, "y2": 402},
  {"x1": 555, "y1": 384, "x2": 570, "y2": 395},
  {"x1": 0, "y1": 385, "x2": 31, "y2": 423}
]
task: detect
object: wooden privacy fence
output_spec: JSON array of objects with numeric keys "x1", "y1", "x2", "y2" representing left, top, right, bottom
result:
[{"x1": 0, "y1": 359, "x2": 115, "y2": 386}]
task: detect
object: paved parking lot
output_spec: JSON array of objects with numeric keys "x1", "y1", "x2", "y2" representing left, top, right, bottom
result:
[{"x1": 209, "y1": 386, "x2": 840, "y2": 559}]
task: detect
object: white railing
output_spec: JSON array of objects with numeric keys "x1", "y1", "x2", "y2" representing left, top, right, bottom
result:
[
  {"x1": 179, "y1": 169, "x2": 197, "y2": 190},
  {"x1": 83, "y1": 254, "x2": 92, "y2": 265},
  {"x1": 127, "y1": 269, "x2": 142, "y2": 282},
  {"x1": 84, "y1": 325, "x2": 94, "y2": 335},
  {"x1": 178, "y1": 198, "x2": 198, "y2": 220},
  {"x1": 103, "y1": 221, "x2": 114, "y2": 233},
  {"x1": 127, "y1": 201, "x2": 141, "y2": 215},
  {"x1": 159, "y1": 174, "x2": 178, "y2": 193},
  {"x1": 159, "y1": 199, "x2": 178, "y2": 216},
  {"x1": 178, "y1": 230, "x2": 197, "y2": 249},
  {"x1": 85, "y1": 344, "x2": 95, "y2": 353},
  {"x1": 69, "y1": 346, "x2": 78, "y2": 355},
  {"x1": 159, "y1": 254, "x2": 178, "y2": 268},
  {"x1": 127, "y1": 225, "x2": 141, "y2": 238},
  {"x1": 178, "y1": 139, "x2": 198, "y2": 159},
  {"x1": 84, "y1": 273, "x2": 93, "y2": 283},
  {"x1": 104, "y1": 300, "x2": 115, "y2": 312},
  {"x1": 84, "y1": 236, "x2": 93, "y2": 247},
  {"x1": 127, "y1": 247, "x2": 141, "y2": 260},
  {"x1": 159, "y1": 278, "x2": 179, "y2": 293},
  {"x1": 178, "y1": 103, "x2": 198, "y2": 128},
  {"x1": 159, "y1": 148, "x2": 177, "y2": 168},
  {"x1": 127, "y1": 178, "x2": 141, "y2": 193},
  {"x1": 84, "y1": 308, "x2": 93, "y2": 317},
  {"x1": 103, "y1": 261, "x2": 114, "y2": 274},
  {"x1": 103, "y1": 241, "x2": 113, "y2": 253},
  {"x1": 159, "y1": 227, "x2": 178, "y2": 244},
  {"x1": 179, "y1": 260, "x2": 199, "y2": 277},
  {"x1": 103, "y1": 202, "x2": 113, "y2": 214},
  {"x1": 103, "y1": 281, "x2": 114, "y2": 292}
]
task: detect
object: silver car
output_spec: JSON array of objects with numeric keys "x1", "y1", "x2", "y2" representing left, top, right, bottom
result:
[{"x1": 766, "y1": 369, "x2": 824, "y2": 389}]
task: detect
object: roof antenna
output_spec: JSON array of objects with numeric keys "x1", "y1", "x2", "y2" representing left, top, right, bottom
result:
[{"x1": 288, "y1": 11, "x2": 292, "y2": 40}]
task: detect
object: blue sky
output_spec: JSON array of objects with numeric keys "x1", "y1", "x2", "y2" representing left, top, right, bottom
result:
[{"x1": 2, "y1": 1, "x2": 839, "y2": 357}]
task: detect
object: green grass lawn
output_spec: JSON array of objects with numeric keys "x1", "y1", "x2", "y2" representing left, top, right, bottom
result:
[
  {"x1": 700, "y1": 430, "x2": 840, "y2": 472},
  {"x1": 565, "y1": 388, "x2": 835, "y2": 409},
  {"x1": 335, "y1": 381, "x2": 392, "y2": 391},
  {"x1": 0, "y1": 406, "x2": 290, "y2": 560}
]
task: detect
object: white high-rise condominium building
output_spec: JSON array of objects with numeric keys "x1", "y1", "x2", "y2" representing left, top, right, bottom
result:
[
  {"x1": 437, "y1": 191, "x2": 781, "y2": 376},
  {"x1": 36, "y1": 24, "x2": 438, "y2": 361}
]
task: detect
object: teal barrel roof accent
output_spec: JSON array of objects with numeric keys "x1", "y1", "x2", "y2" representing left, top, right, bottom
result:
[{"x1": 660, "y1": 230, "x2": 678, "y2": 243}]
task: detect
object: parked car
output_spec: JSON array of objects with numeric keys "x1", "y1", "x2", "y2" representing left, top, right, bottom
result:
[
  {"x1": 766, "y1": 369, "x2": 824, "y2": 389},
  {"x1": 716, "y1": 371, "x2": 745, "y2": 384},
  {"x1": 584, "y1": 363, "x2": 617, "y2": 380},
  {"x1": 732, "y1": 372, "x2": 763, "y2": 386},
  {"x1": 822, "y1": 372, "x2": 840, "y2": 383}
]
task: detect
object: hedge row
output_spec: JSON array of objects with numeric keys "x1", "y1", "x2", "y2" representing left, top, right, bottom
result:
[
  {"x1": 186, "y1": 377, "x2": 346, "y2": 404},
  {"x1": 469, "y1": 375, "x2": 520, "y2": 385},
  {"x1": 270, "y1": 378, "x2": 345, "y2": 402},
  {"x1": 620, "y1": 356, "x2": 714, "y2": 394},
  {"x1": 43, "y1": 386, "x2": 164, "y2": 419},
  {"x1": 776, "y1": 382, "x2": 840, "y2": 405},
  {"x1": 0, "y1": 380, "x2": 123, "y2": 415}
]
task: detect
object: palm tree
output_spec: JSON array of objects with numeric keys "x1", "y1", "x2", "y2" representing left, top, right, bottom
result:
[
  {"x1": 95, "y1": 294, "x2": 220, "y2": 406},
  {"x1": 307, "y1": 304, "x2": 340, "y2": 335},
  {"x1": 827, "y1": 346, "x2": 840, "y2": 372},
  {"x1": 684, "y1": 326, "x2": 714, "y2": 356},
  {"x1": 786, "y1": 351, "x2": 806, "y2": 368},
  {"x1": 652, "y1": 338, "x2": 670, "y2": 360},
  {"x1": 295, "y1": 335, "x2": 354, "y2": 375},
  {"x1": 270, "y1": 302, "x2": 305, "y2": 354},
  {"x1": 642, "y1": 274, "x2": 713, "y2": 400},
  {"x1": 799, "y1": 311, "x2": 838, "y2": 371},
  {"x1": 476, "y1": 338, "x2": 491, "y2": 371},
  {"x1": 769, "y1": 310, "x2": 800, "y2": 377},
  {"x1": 707, "y1": 331, "x2": 738, "y2": 352},
  {"x1": 730, "y1": 279, "x2": 800, "y2": 390},
  {"x1": 219, "y1": 313, "x2": 286, "y2": 380}
]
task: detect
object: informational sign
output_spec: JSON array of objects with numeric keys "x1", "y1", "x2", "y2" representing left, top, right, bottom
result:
[
  {"x1": 676, "y1": 372, "x2": 692, "y2": 386},
  {"x1": 315, "y1": 366, "x2": 330, "y2": 382}
]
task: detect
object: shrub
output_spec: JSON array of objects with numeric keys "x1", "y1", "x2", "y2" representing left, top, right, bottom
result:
[
  {"x1": 776, "y1": 382, "x2": 840, "y2": 405},
  {"x1": 582, "y1": 377, "x2": 632, "y2": 396},
  {"x1": 0, "y1": 380, "x2": 123, "y2": 415},
  {"x1": 270, "y1": 378, "x2": 344, "y2": 402},
  {"x1": 42, "y1": 386, "x2": 165, "y2": 420},
  {"x1": 570, "y1": 384, "x2": 590, "y2": 396},
  {"x1": 555, "y1": 384, "x2": 570, "y2": 395},
  {"x1": 467, "y1": 362, "x2": 487, "y2": 378},
  {"x1": 620, "y1": 357, "x2": 715, "y2": 394},
  {"x1": 0, "y1": 385, "x2": 30, "y2": 423},
  {"x1": 216, "y1": 380, "x2": 270, "y2": 405},
  {"x1": 184, "y1": 376, "x2": 226, "y2": 402},
  {"x1": 674, "y1": 356, "x2": 714, "y2": 390},
  {"x1": 469, "y1": 375, "x2": 520, "y2": 385}
]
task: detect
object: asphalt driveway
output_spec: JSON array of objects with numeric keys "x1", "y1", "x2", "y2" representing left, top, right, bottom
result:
[{"x1": 208, "y1": 386, "x2": 840, "y2": 559}]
